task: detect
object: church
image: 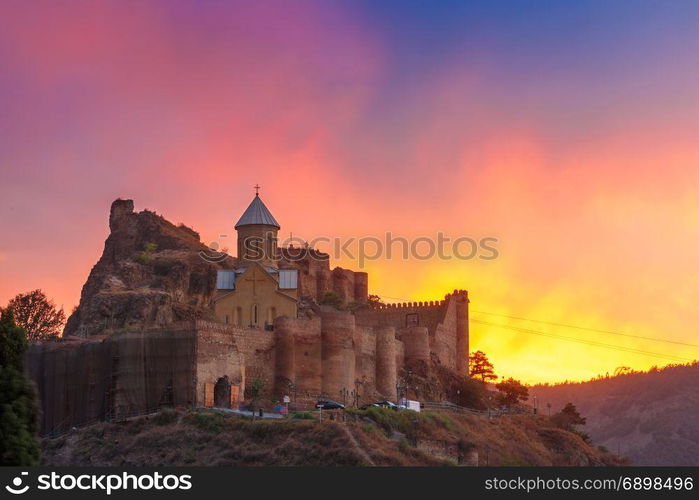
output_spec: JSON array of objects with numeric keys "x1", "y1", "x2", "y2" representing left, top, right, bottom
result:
[{"x1": 213, "y1": 192, "x2": 299, "y2": 329}]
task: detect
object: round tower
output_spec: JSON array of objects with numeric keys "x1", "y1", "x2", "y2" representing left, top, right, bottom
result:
[
  {"x1": 292, "y1": 317, "x2": 322, "y2": 398},
  {"x1": 375, "y1": 326, "x2": 397, "y2": 400},
  {"x1": 401, "y1": 326, "x2": 430, "y2": 376},
  {"x1": 274, "y1": 317, "x2": 296, "y2": 396},
  {"x1": 353, "y1": 272, "x2": 368, "y2": 303},
  {"x1": 456, "y1": 290, "x2": 470, "y2": 375},
  {"x1": 320, "y1": 310, "x2": 356, "y2": 400}
]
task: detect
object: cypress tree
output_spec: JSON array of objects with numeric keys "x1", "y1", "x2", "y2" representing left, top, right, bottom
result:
[{"x1": 0, "y1": 310, "x2": 40, "y2": 465}]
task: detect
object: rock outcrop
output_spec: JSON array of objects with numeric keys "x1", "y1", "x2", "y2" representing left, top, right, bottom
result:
[{"x1": 64, "y1": 199, "x2": 224, "y2": 337}]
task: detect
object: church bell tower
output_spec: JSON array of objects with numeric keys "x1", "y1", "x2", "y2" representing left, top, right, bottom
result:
[{"x1": 234, "y1": 186, "x2": 280, "y2": 267}]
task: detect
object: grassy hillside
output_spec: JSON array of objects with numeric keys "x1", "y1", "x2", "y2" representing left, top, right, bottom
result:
[
  {"x1": 530, "y1": 363, "x2": 699, "y2": 466},
  {"x1": 41, "y1": 407, "x2": 624, "y2": 466}
]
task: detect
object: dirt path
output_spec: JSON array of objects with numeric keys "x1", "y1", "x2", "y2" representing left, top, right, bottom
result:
[{"x1": 341, "y1": 424, "x2": 375, "y2": 466}]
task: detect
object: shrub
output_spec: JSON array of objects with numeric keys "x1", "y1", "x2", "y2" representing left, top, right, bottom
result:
[
  {"x1": 319, "y1": 292, "x2": 344, "y2": 310},
  {"x1": 291, "y1": 412, "x2": 315, "y2": 420},
  {"x1": 423, "y1": 412, "x2": 457, "y2": 431},
  {"x1": 249, "y1": 422, "x2": 276, "y2": 440},
  {"x1": 458, "y1": 379, "x2": 488, "y2": 409},
  {"x1": 363, "y1": 407, "x2": 419, "y2": 437},
  {"x1": 153, "y1": 408, "x2": 178, "y2": 426},
  {"x1": 362, "y1": 422, "x2": 379, "y2": 435},
  {"x1": 185, "y1": 411, "x2": 225, "y2": 434},
  {"x1": 134, "y1": 242, "x2": 158, "y2": 265},
  {"x1": 134, "y1": 252, "x2": 153, "y2": 265},
  {"x1": 572, "y1": 429, "x2": 591, "y2": 444},
  {"x1": 125, "y1": 418, "x2": 149, "y2": 435},
  {"x1": 397, "y1": 437, "x2": 413, "y2": 454}
]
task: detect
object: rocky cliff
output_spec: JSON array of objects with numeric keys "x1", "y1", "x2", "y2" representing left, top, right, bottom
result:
[{"x1": 64, "y1": 199, "x2": 225, "y2": 337}]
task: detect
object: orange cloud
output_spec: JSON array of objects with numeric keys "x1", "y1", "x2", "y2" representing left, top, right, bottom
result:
[{"x1": 2, "y1": 1, "x2": 698, "y2": 384}]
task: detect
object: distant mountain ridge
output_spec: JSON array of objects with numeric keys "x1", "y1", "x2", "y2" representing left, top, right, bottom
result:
[{"x1": 530, "y1": 363, "x2": 699, "y2": 465}]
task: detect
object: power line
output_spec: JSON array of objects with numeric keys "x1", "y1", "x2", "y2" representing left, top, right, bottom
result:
[
  {"x1": 471, "y1": 319, "x2": 694, "y2": 363},
  {"x1": 374, "y1": 292, "x2": 698, "y2": 350},
  {"x1": 471, "y1": 309, "x2": 699, "y2": 349}
]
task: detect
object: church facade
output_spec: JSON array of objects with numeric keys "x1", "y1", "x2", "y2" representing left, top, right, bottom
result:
[{"x1": 213, "y1": 262, "x2": 298, "y2": 329}]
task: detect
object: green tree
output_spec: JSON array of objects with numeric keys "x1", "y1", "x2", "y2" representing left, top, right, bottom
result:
[
  {"x1": 5, "y1": 289, "x2": 65, "y2": 341},
  {"x1": 453, "y1": 376, "x2": 488, "y2": 409},
  {"x1": 319, "y1": 292, "x2": 344, "y2": 310},
  {"x1": 0, "y1": 310, "x2": 40, "y2": 465},
  {"x1": 614, "y1": 366, "x2": 632, "y2": 376},
  {"x1": 367, "y1": 294, "x2": 384, "y2": 309},
  {"x1": 552, "y1": 402, "x2": 587, "y2": 431},
  {"x1": 495, "y1": 377, "x2": 529, "y2": 406},
  {"x1": 468, "y1": 350, "x2": 497, "y2": 382},
  {"x1": 247, "y1": 375, "x2": 266, "y2": 418}
]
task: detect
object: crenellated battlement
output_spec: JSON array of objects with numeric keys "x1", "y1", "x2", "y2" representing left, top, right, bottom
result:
[
  {"x1": 372, "y1": 289, "x2": 468, "y2": 310},
  {"x1": 374, "y1": 300, "x2": 444, "y2": 310}
]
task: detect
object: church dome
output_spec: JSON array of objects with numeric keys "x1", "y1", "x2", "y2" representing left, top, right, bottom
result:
[{"x1": 235, "y1": 194, "x2": 280, "y2": 229}]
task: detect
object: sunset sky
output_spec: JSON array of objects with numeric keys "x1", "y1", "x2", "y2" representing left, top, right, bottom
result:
[{"x1": 1, "y1": 0, "x2": 699, "y2": 383}]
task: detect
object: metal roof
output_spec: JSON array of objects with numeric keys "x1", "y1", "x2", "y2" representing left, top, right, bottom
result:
[{"x1": 234, "y1": 195, "x2": 280, "y2": 229}]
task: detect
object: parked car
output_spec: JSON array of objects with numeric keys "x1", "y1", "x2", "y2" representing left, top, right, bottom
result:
[
  {"x1": 360, "y1": 400, "x2": 399, "y2": 410},
  {"x1": 315, "y1": 399, "x2": 345, "y2": 410}
]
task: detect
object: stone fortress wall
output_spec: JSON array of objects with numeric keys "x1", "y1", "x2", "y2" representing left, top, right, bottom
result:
[
  {"x1": 29, "y1": 289, "x2": 468, "y2": 436},
  {"x1": 267, "y1": 247, "x2": 469, "y2": 404},
  {"x1": 28, "y1": 321, "x2": 244, "y2": 436},
  {"x1": 279, "y1": 246, "x2": 368, "y2": 305},
  {"x1": 253, "y1": 290, "x2": 469, "y2": 406}
]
